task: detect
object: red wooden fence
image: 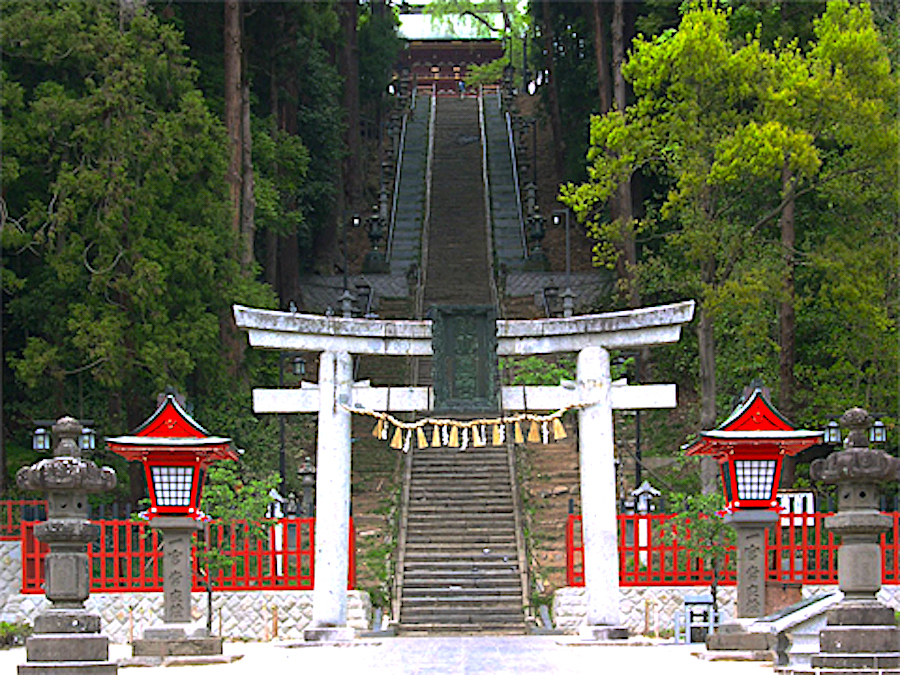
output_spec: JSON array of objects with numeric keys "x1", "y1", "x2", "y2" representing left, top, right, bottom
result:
[
  {"x1": 568, "y1": 513, "x2": 900, "y2": 587},
  {"x1": 20, "y1": 517, "x2": 355, "y2": 594},
  {"x1": 0, "y1": 501, "x2": 46, "y2": 541}
]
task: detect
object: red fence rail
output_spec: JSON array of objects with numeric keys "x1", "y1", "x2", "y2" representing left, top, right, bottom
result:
[
  {"x1": 0, "y1": 501, "x2": 46, "y2": 541},
  {"x1": 568, "y1": 513, "x2": 900, "y2": 587},
  {"x1": 21, "y1": 517, "x2": 355, "y2": 594}
]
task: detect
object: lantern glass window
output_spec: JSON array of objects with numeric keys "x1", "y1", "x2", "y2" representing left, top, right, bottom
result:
[
  {"x1": 79, "y1": 428, "x2": 96, "y2": 452},
  {"x1": 824, "y1": 420, "x2": 841, "y2": 445},
  {"x1": 32, "y1": 428, "x2": 51, "y2": 451},
  {"x1": 870, "y1": 420, "x2": 886, "y2": 444},
  {"x1": 151, "y1": 466, "x2": 195, "y2": 507},
  {"x1": 734, "y1": 460, "x2": 777, "y2": 500}
]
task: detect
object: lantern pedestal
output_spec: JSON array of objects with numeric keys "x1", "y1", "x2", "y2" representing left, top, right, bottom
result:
[
  {"x1": 132, "y1": 518, "x2": 223, "y2": 661},
  {"x1": 706, "y1": 510, "x2": 779, "y2": 655},
  {"x1": 725, "y1": 510, "x2": 778, "y2": 620}
]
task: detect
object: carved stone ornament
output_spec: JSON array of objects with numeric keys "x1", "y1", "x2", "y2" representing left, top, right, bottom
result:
[
  {"x1": 809, "y1": 408, "x2": 900, "y2": 485},
  {"x1": 17, "y1": 456, "x2": 116, "y2": 493}
]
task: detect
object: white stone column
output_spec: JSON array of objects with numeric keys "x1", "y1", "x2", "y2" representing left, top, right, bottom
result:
[
  {"x1": 577, "y1": 346, "x2": 624, "y2": 637},
  {"x1": 308, "y1": 350, "x2": 354, "y2": 640}
]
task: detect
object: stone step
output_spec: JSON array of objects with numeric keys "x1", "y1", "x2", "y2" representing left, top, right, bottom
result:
[
  {"x1": 398, "y1": 622, "x2": 526, "y2": 635},
  {"x1": 399, "y1": 609, "x2": 525, "y2": 625}
]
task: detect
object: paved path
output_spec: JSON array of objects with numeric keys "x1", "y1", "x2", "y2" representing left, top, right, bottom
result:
[{"x1": 2, "y1": 637, "x2": 774, "y2": 675}]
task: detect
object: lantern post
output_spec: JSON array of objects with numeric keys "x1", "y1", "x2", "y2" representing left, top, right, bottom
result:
[
  {"x1": 686, "y1": 387, "x2": 822, "y2": 620},
  {"x1": 17, "y1": 416, "x2": 117, "y2": 675},
  {"x1": 809, "y1": 408, "x2": 900, "y2": 673},
  {"x1": 106, "y1": 395, "x2": 237, "y2": 661}
]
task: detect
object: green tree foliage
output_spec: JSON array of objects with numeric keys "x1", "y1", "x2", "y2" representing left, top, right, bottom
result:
[
  {"x1": 1, "y1": 2, "x2": 274, "y2": 463},
  {"x1": 662, "y1": 492, "x2": 735, "y2": 612},
  {"x1": 197, "y1": 462, "x2": 279, "y2": 631},
  {"x1": 561, "y1": 1, "x2": 898, "y2": 449}
]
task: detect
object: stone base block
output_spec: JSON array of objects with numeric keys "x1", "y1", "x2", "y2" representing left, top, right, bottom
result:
[
  {"x1": 34, "y1": 610, "x2": 101, "y2": 634},
  {"x1": 577, "y1": 625, "x2": 630, "y2": 641},
  {"x1": 18, "y1": 662, "x2": 117, "y2": 675},
  {"x1": 812, "y1": 652, "x2": 900, "y2": 671},
  {"x1": 303, "y1": 626, "x2": 357, "y2": 642},
  {"x1": 141, "y1": 622, "x2": 209, "y2": 640},
  {"x1": 707, "y1": 630, "x2": 775, "y2": 652},
  {"x1": 26, "y1": 634, "x2": 109, "y2": 662},
  {"x1": 131, "y1": 637, "x2": 223, "y2": 658},
  {"x1": 820, "y1": 625, "x2": 900, "y2": 653}
]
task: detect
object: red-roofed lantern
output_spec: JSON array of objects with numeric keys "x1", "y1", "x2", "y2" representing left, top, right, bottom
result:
[
  {"x1": 106, "y1": 394, "x2": 237, "y2": 521},
  {"x1": 685, "y1": 386, "x2": 823, "y2": 620},
  {"x1": 686, "y1": 388, "x2": 823, "y2": 514},
  {"x1": 106, "y1": 394, "x2": 237, "y2": 657}
]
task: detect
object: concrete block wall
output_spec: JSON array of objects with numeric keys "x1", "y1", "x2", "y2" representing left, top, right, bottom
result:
[
  {"x1": 554, "y1": 584, "x2": 900, "y2": 635},
  {"x1": 553, "y1": 585, "x2": 737, "y2": 635},
  {"x1": 1, "y1": 590, "x2": 371, "y2": 643}
]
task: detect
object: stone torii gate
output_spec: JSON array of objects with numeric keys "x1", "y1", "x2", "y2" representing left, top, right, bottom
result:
[{"x1": 233, "y1": 300, "x2": 694, "y2": 641}]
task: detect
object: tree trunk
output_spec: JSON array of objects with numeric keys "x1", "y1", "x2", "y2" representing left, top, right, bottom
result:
[
  {"x1": 224, "y1": 0, "x2": 243, "y2": 243},
  {"x1": 240, "y1": 78, "x2": 255, "y2": 270},
  {"x1": 540, "y1": 0, "x2": 566, "y2": 180},
  {"x1": 612, "y1": 0, "x2": 639, "y2": 308},
  {"x1": 591, "y1": 0, "x2": 611, "y2": 115},
  {"x1": 338, "y1": 0, "x2": 362, "y2": 203},
  {"x1": 779, "y1": 161, "x2": 797, "y2": 419},
  {"x1": 698, "y1": 297, "x2": 719, "y2": 494}
]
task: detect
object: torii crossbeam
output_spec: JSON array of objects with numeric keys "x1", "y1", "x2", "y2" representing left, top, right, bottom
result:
[{"x1": 233, "y1": 300, "x2": 695, "y2": 641}]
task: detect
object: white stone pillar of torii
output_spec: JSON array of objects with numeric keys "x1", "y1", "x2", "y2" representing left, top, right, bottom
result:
[{"x1": 233, "y1": 300, "x2": 695, "y2": 641}]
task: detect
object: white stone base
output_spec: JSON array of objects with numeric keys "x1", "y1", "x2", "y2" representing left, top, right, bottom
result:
[{"x1": 1, "y1": 590, "x2": 371, "y2": 643}]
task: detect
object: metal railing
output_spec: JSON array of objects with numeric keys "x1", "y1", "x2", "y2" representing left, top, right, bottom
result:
[{"x1": 504, "y1": 109, "x2": 528, "y2": 260}]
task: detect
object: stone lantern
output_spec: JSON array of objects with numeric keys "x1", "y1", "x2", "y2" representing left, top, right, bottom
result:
[
  {"x1": 809, "y1": 407, "x2": 900, "y2": 673},
  {"x1": 16, "y1": 416, "x2": 117, "y2": 675}
]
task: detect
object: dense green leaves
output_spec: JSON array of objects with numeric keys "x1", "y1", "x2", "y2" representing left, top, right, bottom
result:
[{"x1": 561, "y1": 1, "x2": 898, "y2": 441}]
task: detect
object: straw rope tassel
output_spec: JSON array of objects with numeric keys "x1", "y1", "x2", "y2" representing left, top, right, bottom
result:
[
  {"x1": 417, "y1": 427, "x2": 428, "y2": 449},
  {"x1": 552, "y1": 418, "x2": 567, "y2": 440},
  {"x1": 390, "y1": 427, "x2": 403, "y2": 450},
  {"x1": 527, "y1": 420, "x2": 541, "y2": 443},
  {"x1": 492, "y1": 424, "x2": 502, "y2": 446},
  {"x1": 372, "y1": 417, "x2": 384, "y2": 439},
  {"x1": 514, "y1": 421, "x2": 524, "y2": 444},
  {"x1": 448, "y1": 426, "x2": 459, "y2": 448},
  {"x1": 472, "y1": 426, "x2": 484, "y2": 448},
  {"x1": 431, "y1": 425, "x2": 441, "y2": 447}
]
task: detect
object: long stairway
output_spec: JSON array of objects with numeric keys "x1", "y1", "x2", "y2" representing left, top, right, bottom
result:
[
  {"x1": 388, "y1": 92, "x2": 432, "y2": 276},
  {"x1": 397, "y1": 94, "x2": 527, "y2": 635}
]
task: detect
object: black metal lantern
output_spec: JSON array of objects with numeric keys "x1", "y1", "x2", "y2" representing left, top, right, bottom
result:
[
  {"x1": 32, "y1": 427, "x2": 51, "y2": 452},
  {"x1": 824, "y1": 419, "x2": 842, "y2": 445}
]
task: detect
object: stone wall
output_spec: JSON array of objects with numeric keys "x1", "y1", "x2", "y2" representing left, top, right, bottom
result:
[
  {"x1": 1, "y1": 587, "x2": 371, "y2": 643},
  {"x1": 0, "y1": 541, "x2": 22, "y2": 620},
  {"x1": 553, "y1": 585, "x2": 736, "y2": 635},
  {"x1": 554, "y1": 584, "x2": 900, "y2": 636}
]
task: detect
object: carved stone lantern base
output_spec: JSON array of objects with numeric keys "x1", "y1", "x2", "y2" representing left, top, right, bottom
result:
[
  {"x1": 130, "y1": 518, "x2": 223, "y2": 662},
  {"x1": 811, "y1": 601, "x2": 900, "y2": 673}
]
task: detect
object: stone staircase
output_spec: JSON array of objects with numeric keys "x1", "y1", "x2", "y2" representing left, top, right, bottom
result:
[
  {"x1": 388, "y1": 92, "x2": 432, "y2": 276},
  {"x1": 399, "y1": 444, "x2": 525, "y2": 633},
  {"x1": 483, "y1": 92, "x2": 527, "y2": 272},
  {"x1": 396, "y1": 93, "x2": 526, "y2": 635}
]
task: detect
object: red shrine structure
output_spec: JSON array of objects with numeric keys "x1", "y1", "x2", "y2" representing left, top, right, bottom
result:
[
  {"x1": 401, "y1": 38, "x2": 504, "y2": 92},
  {"x1": 106, "y1": 394, "x2": 237, "y2": 521},
  {"x1": 686, "y1": 387, "x2": 823, "y2": 513}
]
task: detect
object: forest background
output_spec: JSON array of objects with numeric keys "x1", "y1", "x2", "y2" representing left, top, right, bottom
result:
[{"x1": 1, "y1": 0, "x2": 897, "y2": 508}]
